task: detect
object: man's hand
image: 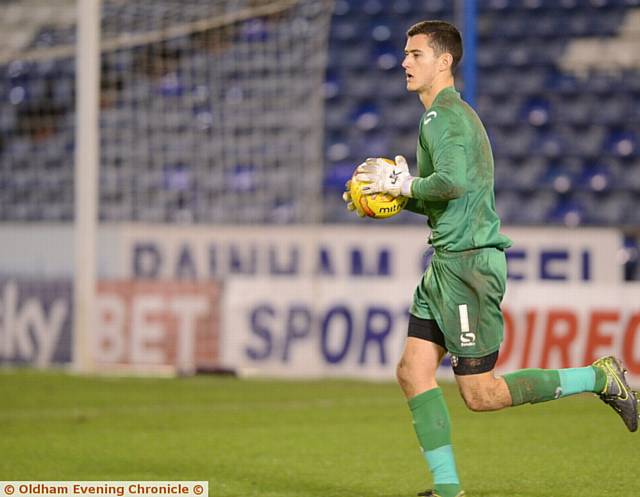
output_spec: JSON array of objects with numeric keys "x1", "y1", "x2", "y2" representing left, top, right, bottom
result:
[
  {"x1": 342, "y1": 180, "x2": 365, "y2": 217},
  {"x1": 354, "y1": 156, "x2": 414, "y2": 197}
]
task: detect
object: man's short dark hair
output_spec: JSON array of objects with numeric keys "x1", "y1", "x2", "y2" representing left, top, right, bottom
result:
[{"x1": 406, "y1": 20, "x2": 463, "y2": 72}]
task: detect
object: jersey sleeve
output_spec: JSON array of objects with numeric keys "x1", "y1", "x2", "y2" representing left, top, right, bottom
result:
[
  {"x1": 410, "y1": 107, "x2": 467, "y2": 201},
  {"x1": 403, "y1": 198, "x2": 428, "y2": 215}
]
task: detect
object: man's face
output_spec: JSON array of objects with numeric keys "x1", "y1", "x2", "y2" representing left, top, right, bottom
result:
[{"x1": 402, "y1": 34, "x2": 440, "y2": 93}]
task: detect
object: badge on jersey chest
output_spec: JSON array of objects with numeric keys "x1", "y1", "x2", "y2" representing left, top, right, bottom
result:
[{"x1": 423, "y1": 110, "x2": 438, "y2": 125}]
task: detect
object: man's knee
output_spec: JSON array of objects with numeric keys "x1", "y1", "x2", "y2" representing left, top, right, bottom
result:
[
  {"x1": 459, "y1": 385, "x2": 493, "y2": 412},
  {"x1": 395, "y1": 357, "x2": 437, "y2": 396},
  {"x1": 457, "y1": 374, "x2": 510, "y2": 412},
  {"x1": 396, "y1": 338, "x2": 445, "y2": 398},
  {"x1": 395, "y1": 357, "x2": 417, "y2": 389}
]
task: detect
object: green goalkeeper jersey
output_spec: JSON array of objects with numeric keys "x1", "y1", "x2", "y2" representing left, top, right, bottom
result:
[{"x1": 404, "y1": 86, "x2": 512, "y2": 252}]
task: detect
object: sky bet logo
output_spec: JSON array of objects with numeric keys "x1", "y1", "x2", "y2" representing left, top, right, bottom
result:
[{"x1": 0, "y1": 279, "x2": 72, "y2": 365}]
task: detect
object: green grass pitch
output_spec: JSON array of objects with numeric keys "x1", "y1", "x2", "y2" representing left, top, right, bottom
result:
[{"x1": 0, "y1": 370, "x2": 636, "y2": 497}]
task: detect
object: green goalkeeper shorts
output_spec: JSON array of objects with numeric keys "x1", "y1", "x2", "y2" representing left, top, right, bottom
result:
[{"x1": 410, "y1": 247, "x2": 507, "y2": 358}]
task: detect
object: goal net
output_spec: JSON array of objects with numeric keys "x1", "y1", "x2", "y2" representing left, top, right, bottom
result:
[
  {"x1": 0, "y1": 0, "x2": 333, "y2": 225},
  {"x1": 0, "y1": 0, "x2": 334, "y2": 369}
]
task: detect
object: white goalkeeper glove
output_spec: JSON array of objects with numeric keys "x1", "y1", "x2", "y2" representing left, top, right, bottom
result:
[
  {"x1": 354, "y1": 155, "x2": 414, "y2": 197},
  {"x1": 342, "y1": 179, "x2": 365, "y2": 217}
]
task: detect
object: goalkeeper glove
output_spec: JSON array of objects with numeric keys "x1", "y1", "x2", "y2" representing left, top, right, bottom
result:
[
  {"x1": 342, "y1": 179, "x2": 365, "y2": 217},
  {"x1": 355, "y1": 155, "x2": 414, "y2": 197}
]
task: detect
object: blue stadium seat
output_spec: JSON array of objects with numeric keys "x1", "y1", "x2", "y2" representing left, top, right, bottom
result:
[
  {"x1": 333, "y1": 0, "x2": 352, "y2": 16},
  {"x1": 621, "y1": 70, "x2": 640, "y2": 92},
  {"x1": 592, "y1": 9, "x2": 627, "y2": 35},
  {"x1": 334, "y1": 41, "x2": 372, "y2": 71},
  {"x1": 582, "y1": 72, "x2": 620, "y2": 94},
  {"x1": 362, "y1": 0, "x2": 384, "y2": 16},
  {"x1": 500, "y1": 13, "x2": 528, "y2": 38},
  {"x1": 567, "y1": 12, "x2": 600, "y2": 36},
  {"x1": 607, "y1": 130, "x2": 638, "y2": 158},
  {"x1": 325, "y1": 99, "x2": 355, "y2": 131},
  {"x1": 334, "y1": 70, "x2": 366, "y2": 98},
  {"x1": 521, "y1": 0, "x2": 558, "y2": 9},
  {"x1": 514, "y1": 191, "x2": 557, "y2": 224},
  {"x1": 517, "y1": 68, "x2": 550, "y2": 95},
  {"x1": 351, "y1": 129, "x2": 389, "y2": 159},
  {"x1": 570, "y1": 125, "x2": 607, "y2": 157},
  {"x1": 323, "y1": 70, "x2": 341, "y2": 100},
  {"x1": 578, "y1": 161, "x2": 620, "y2": 192},
  {"x1": 505, "y1": 41, "x2": 535, "y2": 67},
  {"x1": 324, "y1": 161, "x2": 354, "y2": 192},
  {"x1": 382, "y1": 0, "x2": 416, "y2": 16},
  {"x1": 490, "y1": 125, "x2": 536, "y2": 157},
  {"x1": 325, "y1": 132, "x2": 352, "y2": 163},
  {"x1": 547, "y1": 196, "x2": 587, "y2": 226},
  {"x1": 623, "y1": 194, "x2": 640, "y2": 225},
  {"x1": 477, "y1": 69, "x2": 513, "y2": 95},
  {"x1": 478, "y1": 0, "x2": 516, "y2": 11},
  {"x1": 530, "y1": 129, "x2": 570, "y2": 158},
  {"x1": 507, "y1": 156, "x2": 548, "y2": 192},
  {"x1": 527, "y1": 13, "x2": 564, "y2": 37},
  {"x1": 593, "y1": 94, "x2": 633, "y2": 125},
  {"x1": 554, "y1": 95, "x2": 593, "y2": 124},
  {"x1": 382, "y1": 97, "x2": 423, "y2": 130},
  {"x1": 546, "y1": 71, "x2": 579, "y2": 96},
  {"x1": 387, "y1": 128, "x2": 418, "y2": 160},
  {"x1": 372, "y1": 43, "x2": 401, "y2": 71},
  {"x1": 494, "y1": 157, "x2": 516, "y2": 191},
  {"x1": 351, "y1": 101, "x2": 381, "y2": 131},
  {"x1": 330, "y1": 18, "x2": 358, "y2": 42},
  {"x1": 496, "y1": 97, "x2": 525, "y2": 125},
  {"x1": 495, "y1": 191, "x2": 520, "y2": 224},
  {"x1": 539, "y1": 161, "x2": 579, "y2": 193},
  {"x1": 523, "y1": 98, "x2": 552, "y2": 127},
  {"x1": 586, "y1": 191, "x2": 632, "y2": 225}
]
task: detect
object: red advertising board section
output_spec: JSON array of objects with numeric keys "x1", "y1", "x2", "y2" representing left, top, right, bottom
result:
[
  {"x1": 499, "y1": 309, "x2": 639, "y2": 371},
  {"x1": 96, "y1": 281, "x2": 220, "y2": 373},
  {"x1": 498, "y1": 307, "x2": 640, "y2": 377},
  {"x1": 495, "y1": 285, "x2": 640, "y2": 383}
]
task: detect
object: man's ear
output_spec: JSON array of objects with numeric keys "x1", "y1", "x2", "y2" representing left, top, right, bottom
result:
[{"x1": 439, "y1": 53, "x2": 453, "y2": 73}]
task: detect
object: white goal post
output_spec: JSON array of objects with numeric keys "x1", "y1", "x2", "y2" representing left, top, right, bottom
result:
[{"x1": 73, "y1": 0, "x2": 101, "y2": 373}]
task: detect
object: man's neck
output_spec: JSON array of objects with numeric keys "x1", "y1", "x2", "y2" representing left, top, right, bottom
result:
[{"x1": 418, "y1": 76, "x2": 455, "y2": 110}]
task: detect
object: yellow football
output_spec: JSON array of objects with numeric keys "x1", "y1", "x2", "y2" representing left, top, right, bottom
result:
[{"x1": 350, "y1": 158, "x2": 408, "y2": 219}]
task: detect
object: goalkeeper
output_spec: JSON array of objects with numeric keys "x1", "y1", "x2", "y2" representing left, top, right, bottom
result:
[{"x1": 342, "y1": 20, "x2": 638, "y2": 497}]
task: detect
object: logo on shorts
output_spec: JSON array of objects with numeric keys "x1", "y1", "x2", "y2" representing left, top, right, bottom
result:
[
  {"x1": 450, "y1": 355, "x2": 459, "y2": 367},
  {"x1": 460, "y1": 331, "x2": 476, "y2": 347},
  {"x1": 458, "y1": 304, "x2": 476, "y2": 347}
]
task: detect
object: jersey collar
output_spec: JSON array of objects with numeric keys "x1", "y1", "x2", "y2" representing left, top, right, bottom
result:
[{"x1": 430, "y1": 86, "x2": 460, "y2": 108}]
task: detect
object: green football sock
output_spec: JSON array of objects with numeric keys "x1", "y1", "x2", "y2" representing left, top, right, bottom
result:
[
  {"x1": 504, "y1": 366, "x2": 606, "y2": 406},
  {"x1": 409, "y1": 387, "x2": 462, "y2": 497}
]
